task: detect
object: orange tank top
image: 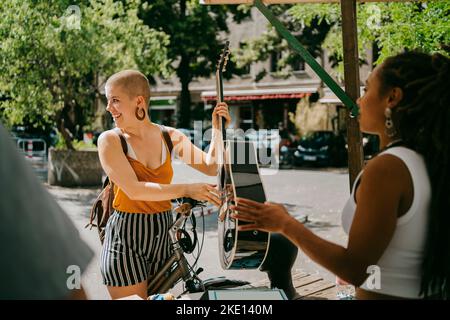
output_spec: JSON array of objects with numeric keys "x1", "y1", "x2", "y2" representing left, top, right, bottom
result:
[{"x1": 113, "y1": 134, "x2": 173, "y2": 214}]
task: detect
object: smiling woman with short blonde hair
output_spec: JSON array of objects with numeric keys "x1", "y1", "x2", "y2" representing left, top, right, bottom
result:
[{"x1": 98, "y1": 69, "x2": 230, "y2": 300}]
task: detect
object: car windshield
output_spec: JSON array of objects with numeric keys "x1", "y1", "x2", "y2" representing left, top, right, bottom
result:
[
  {"x1": 299, "y1": 131, "x2": 334, "y2": 149},
  {"x1": 312, "y1": 132, "x2": 333, "y2": 142}
]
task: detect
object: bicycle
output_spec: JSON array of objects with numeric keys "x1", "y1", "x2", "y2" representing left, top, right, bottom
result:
[{"x1": 146, "y1": 198, "x2": 206, "y2": 298}]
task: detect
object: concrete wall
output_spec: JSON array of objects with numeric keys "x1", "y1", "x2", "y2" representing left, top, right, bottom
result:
[{"x1": 48, "y1": 148, "x2": 103, "y2": 187}]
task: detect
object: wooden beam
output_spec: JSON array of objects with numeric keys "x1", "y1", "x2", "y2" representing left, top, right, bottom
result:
[{"x1": 341, "y1": 0, "x2": 364, "y2": 189}]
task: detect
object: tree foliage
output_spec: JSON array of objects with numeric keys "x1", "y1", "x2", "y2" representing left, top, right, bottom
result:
[
  {"x1": 0, "y1": 0, "x2": 169, "y2": 149},
  {"x1": 236, "y1": 2, "x2": 449, "y2": 82},
  {"x1": 288, "y1": 1, "x2": 450, "y2": 78},
  {"x1": 139, "y1": 0, "x2": 250, "y2": 127}
]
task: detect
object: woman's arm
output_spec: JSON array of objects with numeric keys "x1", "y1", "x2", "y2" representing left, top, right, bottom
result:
[
  {"x1": 232, "y1": 154, "x2": 410, "y2": 286},
  {"x1": 97, "y1": 131, "x2": 220, "y2": 205},
  {"x1": 167, "y1": 128, "x2": 218, "y2": 176},
  {"x1": 170, "y1": 102, "x2": 230, "y2": 176}
]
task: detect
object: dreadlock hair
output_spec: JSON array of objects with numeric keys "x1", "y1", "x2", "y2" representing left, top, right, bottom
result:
[{"x1": 377, "y1": 50, "x2": 450, "y2": 299}]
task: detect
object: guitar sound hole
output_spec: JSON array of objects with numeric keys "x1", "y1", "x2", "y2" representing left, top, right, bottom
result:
[
  {"x1": 224, "y1": 229, "x2": 235, "y2": 252},
  {"x1": 220, "y1": 166, "x2": 226, "y2": 189}
]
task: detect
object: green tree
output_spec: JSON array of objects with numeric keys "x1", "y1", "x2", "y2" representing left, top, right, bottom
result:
[
  {"x1": 0, "y1": 0, "x2": 169, "y2": 150},
  {"x1": 235, "y1": 2, "x2": 449, "y2": 81},
  {"x1": 288, "y1": 1, "x2": 450, "y2": 78},
  {"x1": 139, "y1": 1, "x2": 250, "y2": 128}
]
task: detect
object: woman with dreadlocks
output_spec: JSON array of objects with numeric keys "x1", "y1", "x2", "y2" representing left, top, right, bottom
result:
[{"x1": 231, "y1": 51, "x2": 450, "y2": 299}]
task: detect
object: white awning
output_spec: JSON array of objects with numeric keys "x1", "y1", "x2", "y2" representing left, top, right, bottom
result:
[
  {"x1": 319, "y1": 87, "x2": 365, "y2": 104},
  {"x1": 201, "y1": 87, "x2": 317, "y2": 101},
  {"x1": 150, "y1": 96, "x2": 177, "y2": 110}
]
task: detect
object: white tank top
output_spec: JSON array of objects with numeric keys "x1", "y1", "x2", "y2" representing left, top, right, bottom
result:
[
  {"x1": 341, "y1": 146, "x2": 431, "y2": 298},
  {"x1": 124, "y1": 126, "x2": 173, "y2": 164}
]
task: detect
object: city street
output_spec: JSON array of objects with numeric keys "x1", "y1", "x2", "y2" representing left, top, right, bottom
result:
[
  {"x1": 45, "y1": 160, "x2": 350, "y2": 300},
  {"x1": 4, "y1": 0, "x2": 447, "y2": 304}
]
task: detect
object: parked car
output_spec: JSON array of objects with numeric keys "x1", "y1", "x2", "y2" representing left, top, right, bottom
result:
[
  {"x1": 244, "y1": 130, "x2": 280, "y2": 167},
  {"x1": 279, "y1": 145, "x2": 295, "y2": 168},
  {"x1": 343, "y1": 134, "x2": 379, "y2": 161},
  {"x1": 293, "y1": 130, "x2": 347, "y2": 167},
  {"x1": 178, "y1": 128, "x2": 209, "y2": 150},
  {"x1": 362, "y1": 134, "x2": 379, "y2": 160}
]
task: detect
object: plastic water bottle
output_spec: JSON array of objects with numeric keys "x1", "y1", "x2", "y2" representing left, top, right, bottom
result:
[{"x1": 335, "y1": 276, "x2": 354, "y2": 300}]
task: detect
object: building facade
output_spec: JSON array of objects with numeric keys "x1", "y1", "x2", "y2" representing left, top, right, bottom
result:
[{"x1": 150, "y1": 7, "x2": 373, "y2": 138}]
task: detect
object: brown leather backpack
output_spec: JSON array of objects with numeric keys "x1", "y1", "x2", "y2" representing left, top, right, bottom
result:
[{"x1": 86, "y1": 125, "x2": 173, "y2": 244}]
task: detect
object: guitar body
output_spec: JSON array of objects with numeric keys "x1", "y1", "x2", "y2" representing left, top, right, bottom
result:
[{"x1": 218, "y1": 140, "x2": 270, "y2": 269}]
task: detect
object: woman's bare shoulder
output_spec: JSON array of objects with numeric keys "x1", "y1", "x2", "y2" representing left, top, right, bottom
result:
[
  {"x1": 165, "y1": 126, "x2": 189, "y2": 145},
  {"x1": 361, "y1": 153, "x2": 411, "y2": 193},
  {"x1": 97, "y1": 129, "x2": 121, "y2": 149},
  {"x1": 364, "y1": 153, "x2": 409, "y2": 176},
  {"x1": 164, "y1": 126, "x2": 180, "y2": 136}
]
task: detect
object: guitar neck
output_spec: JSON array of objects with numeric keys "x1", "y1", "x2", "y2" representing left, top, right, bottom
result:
[{"x1": 216, "y1": 70, "x2": 227, "y2": 142}]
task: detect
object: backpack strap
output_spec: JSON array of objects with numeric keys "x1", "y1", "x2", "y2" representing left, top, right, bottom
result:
[
  {"x1": 85, "y1": 129, "x2": 130, "y2": 230},
  {"x1": 106, "y1": 128, "x2": 128, "y2": 189},
  {"x1": 158, "y1": 124, "x2": 173, "y2": 155},
  {"x1": 113, "y1": 127, "x2": 128, "y2": 155}
]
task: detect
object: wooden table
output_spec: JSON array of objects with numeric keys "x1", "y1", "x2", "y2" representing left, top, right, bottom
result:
[{"x1": 248, "y1": 270, "x2": 355, "y2": 300}]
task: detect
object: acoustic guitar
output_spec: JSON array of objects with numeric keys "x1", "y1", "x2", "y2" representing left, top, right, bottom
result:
[{"x1": 215, "y1": 41, "x2": 270, "y2": 270}]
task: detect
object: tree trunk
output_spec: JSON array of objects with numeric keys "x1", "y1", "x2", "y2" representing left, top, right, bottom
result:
[
  {"x1": 178, "y1": 62, "x2": 192, "y2": 128},
  {"x1": 56, "y1": 108, "x2": 75, "y2": 151},
  {"x1": 177, "y1": 0, "x2": 191, "y2": 128},
  {"x1": 341, "y1": 0, "x2": 364, "y2": 189}
]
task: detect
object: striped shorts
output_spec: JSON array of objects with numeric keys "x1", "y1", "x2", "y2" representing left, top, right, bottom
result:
[{"x1": 100, "y1": 210, "x2": 173, "y2": 287}]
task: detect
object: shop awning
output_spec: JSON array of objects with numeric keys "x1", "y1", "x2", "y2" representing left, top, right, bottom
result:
[
  {"x1": 150, "y1": 96, "x2": 177, "y2": 110},
  {"x1": 201, "y1": 87, "x2": 317, "y2": 102},
  {"x1": 319, "y1": 87, "x2": 365, "y2": 105}
]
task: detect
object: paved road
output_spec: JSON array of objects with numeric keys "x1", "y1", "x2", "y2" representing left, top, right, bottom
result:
[{"x1": 46, "y1": 160, "x2": 350, "y2": 299}]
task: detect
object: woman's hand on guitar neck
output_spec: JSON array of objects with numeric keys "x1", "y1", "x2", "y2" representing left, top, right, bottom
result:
[
  {"x1": 212, "y1": 102, "x2": 231, "y2": 130},
  {"x1": 230, "y1": 198, "x2": 296, "y2": 233}
]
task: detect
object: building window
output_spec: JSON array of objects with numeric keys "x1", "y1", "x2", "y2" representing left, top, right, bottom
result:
[
  {"x1": 270, "y1": 52, "x2": 282, "y2": 73},
  {"x1": 271, "y1": 51, "x2": 305, "y2": 73},
  {"x1": 241, "y1": 64, "x2": 251, "y2": 76},
  {"x1": 291, "y1": 57, "x2": 305, "y2": 72}
]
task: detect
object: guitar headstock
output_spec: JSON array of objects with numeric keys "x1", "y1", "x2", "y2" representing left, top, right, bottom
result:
[{"x1": 216, "y1": 41, "x2": 231, "y2": 75}]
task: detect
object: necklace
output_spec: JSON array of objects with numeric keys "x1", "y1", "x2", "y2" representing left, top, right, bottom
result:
[
  {"x1": 371, "y1": 139, "x2": 404, "y2": 158},
  {"x1": 385, "y1": 139, "x2": 403, "y2": 149}
]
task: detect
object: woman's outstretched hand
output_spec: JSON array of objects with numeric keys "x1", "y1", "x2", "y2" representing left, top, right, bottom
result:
[
  {"x1": 230, "y1": 197, "x2": 295, "y2": 233},
  {"x1": 186, "y1": 183, "x2": 221, "y2": 207},
  {"x1": 212, "y1": 102, "x2": 231, "y2": 130}
]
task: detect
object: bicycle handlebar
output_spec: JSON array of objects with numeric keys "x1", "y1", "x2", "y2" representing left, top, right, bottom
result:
[{"x1": 174, "y1": 197, "x2": 204, "y2": 215}]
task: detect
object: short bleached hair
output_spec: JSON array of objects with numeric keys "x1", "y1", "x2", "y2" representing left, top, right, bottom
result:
[{"x1": 105, "y1": 70, "x2": 151, "y2": 106}]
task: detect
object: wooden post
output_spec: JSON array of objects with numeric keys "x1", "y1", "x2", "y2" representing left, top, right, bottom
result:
[{"x1": 340, "y1": 0, "x2": 364, "y2": 190}]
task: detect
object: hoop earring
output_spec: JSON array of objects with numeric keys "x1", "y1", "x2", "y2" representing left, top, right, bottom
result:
[
  {"x1": 135, "y1": 107, "x2": 146, "y2": 121},
  {"x1": 384, "y1": 108, "x2": 397, "y2": 138}
]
